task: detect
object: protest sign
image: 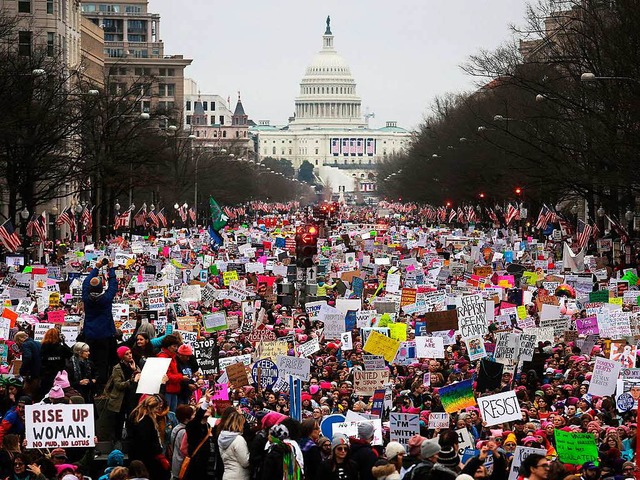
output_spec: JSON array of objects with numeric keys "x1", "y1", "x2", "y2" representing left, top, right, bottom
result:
[
  {"x1": 211, "y1": 383, "x2": 229, "y2": 401},
  {"x1": 204, "y1": 311, "x2": 228, "y2": 333},
  {"x1": 137, "y1": 357, "x2": 171, "y2": 394},
  {"x1": 467, "y1": 337, "x2": 487, "y2": 361},
  {"x1": 415, "y1": 336, "x2": 444, "y2": 358},
  {"x1": 389, "y1": 413, "x2": 420, "y2": 447},
  {"x1": 305, "y1": 301, "x2": 326, "y2": 320},
  {"x1": 508, "y1": 447, "x2": 548, "y2": 480},
  {"x1": 428, "y1": 412, "x2": 450, "y2": 429},
  {"x1": 297, "y1": 338, "x2": 320, "y2": 357},
  {"x1": 322, "y1": 313, "x2": 345, "y2": 340},
  {"x1": 25, "y1": 404, "x2": 95, "y2": 449},
  {"x1": 218, "y1": 354, "x2": 252, "y2": 371},
  {"x1": 438, "y1": 379, "x2": 477, "y2": 413},
  {"x1": 423, "y1": 310, "x2": 459, "y2": 332},
  {"x1": 456, "y1": 428, "x2": 475, "y2": 456},
  {"x1": 494, "y1": 332, "x2": 519, "y2": 364},
  {"x1": 457, "y1": 294, "x2": 487, "y2": 338},
  {"x1": 341, "y1": 332, "x2": 353, "y2": 350},
  {"x1": 518, "y1": 333, "x2": 537, "y2": 362},
  {"x1": 252, "y1": 358, "x2": 279, "y2": 390},
  {"x1": 363, "y1": 355, "x2": 386, "y2": 370},
  {"x1": 588, "y1": 357, "x2": 621, "y2": 397},
  {"x1": 226, "y1": 362, "x2": 249, "y2": 387},
  {"x1": 576, "y1": 316, "x2": 599, "y2": 335},
  {"x1": 363, "y1": 330, "x2": 400, "y2": 362},
  {"x1": 353, "y1": 369, "x2": 390, "y2": 396},
  {"x1": 194, "y1": 338, "x2": 217, "y2": 375},
  {"x1": 477, "y1": 390, "x2": 522, "y2": 427},
  {"x1": 276, "y1": 355, "x2": 311, "y2": 382},
  {"x1": 554, "y1": 429, "x2": 598, "y2": 465}
]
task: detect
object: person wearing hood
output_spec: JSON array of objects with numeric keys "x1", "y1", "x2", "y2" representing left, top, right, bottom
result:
[
  {"x1": 97, "y1": 450, "x2": 125, "y2": 480},
  {"x1": 349, "y1": 422, "x2": 379, "y2": 480},
  {"x1": 249, "y1": 410, "x2": 286, "y2": 480},
  {"x1": 218, "y1": 410, "x2": 251, "y2": 480},
  {"x1": 81, "y1": 258, "x2": 118, "y2": 389}
]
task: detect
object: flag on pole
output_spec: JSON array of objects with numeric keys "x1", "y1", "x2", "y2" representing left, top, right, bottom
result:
[
  {"x1": 81, "y1": 205, "x2": 93, "y2": 231},
  {"x1": 133, "y1": 206, "x2": 147, "y2": 227},
  {"x1": 0, "y1": 219, "x2": 21, "y2": 252},
  {"x1": 209, "y1": 197, "x2": 228, "y2": 232},
  {"x1": 56, "y1": 206, "x2": 76, "y2": 234},
  {"x1": 576, "y1": 219, "x2": 593, "y2": 249},
  {"x1": 148, "y1": 209, "x2": 159, "y2": 228},
  {"x1": 505, "y1": 204, "x2": 519, "y2": 225},
  {"x1": 188, "y1": 207, "x2": 196, "y2": 223},
  {"x1": 27, "y1": 213, "x2": 47, "y2": 240},
  {"x1": 157, "y1": 208, "x2": 168, "y2": 228},
  {"x1": 114, "y1": 207, "x2": 133, "y2": 230},
  {"x1": 448, "y1": 209, "x2": 457, "y2": 223}
]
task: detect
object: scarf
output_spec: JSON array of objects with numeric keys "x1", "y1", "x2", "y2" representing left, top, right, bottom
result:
[{"x1": 272, "y1": 437, "x2": 302, "y2": 480}]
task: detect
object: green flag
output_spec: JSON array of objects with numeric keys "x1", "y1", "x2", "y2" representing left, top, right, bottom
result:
[{"x1": 209, "y1": 196, "x2": 228, "y2": 231}]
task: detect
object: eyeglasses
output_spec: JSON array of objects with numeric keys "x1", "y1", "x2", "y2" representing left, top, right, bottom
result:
[
  {"x1": 536, "y1": 463, "x2": 550, "y2": 469},
  {"x1": 334, "y1": 446, "x2": 348, "y2": 452}
]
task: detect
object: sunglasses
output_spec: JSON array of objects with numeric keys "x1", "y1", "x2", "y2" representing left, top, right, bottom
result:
[{"x1": 335, "y1": 446, "x2": 348, "y2": 452}]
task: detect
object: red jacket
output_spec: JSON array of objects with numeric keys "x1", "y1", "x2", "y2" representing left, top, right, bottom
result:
[{"x1": 158, "y1": 349, "x2": 182, "y2": 394}]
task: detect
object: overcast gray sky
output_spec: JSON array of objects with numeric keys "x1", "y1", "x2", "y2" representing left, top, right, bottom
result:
[{"x1": 153, "y1": 0, "x2": 530, "y2": 130}]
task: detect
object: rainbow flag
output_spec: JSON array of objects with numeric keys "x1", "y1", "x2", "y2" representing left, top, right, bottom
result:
[{"x1": 439, "y1": 379, "x2": 477, "y2": 413}]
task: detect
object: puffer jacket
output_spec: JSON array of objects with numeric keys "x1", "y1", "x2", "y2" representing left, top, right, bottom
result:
[
  {"x1": 218, "y1": 431, "x2": 250, "y2": 480},
  {"x1": 371, "y1": 463, "x2": 401, "y2": 480},
  {"x1": 82, "y1": 267, "x2": 118, "y2": 340}
]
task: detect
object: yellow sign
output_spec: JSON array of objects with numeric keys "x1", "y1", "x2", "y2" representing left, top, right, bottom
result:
[
  {"x1": 48, "y1": 292, "x2": 60, "y2": 308},
  {"x1": 363, "y1": 330, "x2": 401, "y2": 362},
  {"x1": 517, "y1": 305, "x2": 528, "y2": 320},
  {"x1": 223, "y1": 270, "x2": 239, "y2": 286},
  {"x1": 522, "y1": 271, "x2": 538, "y2": 286},
  {"x1": 389, "y1": 323, "x2": 407, "y2": 342},
  {"x1": 609, "y1": 297, "x2": 623, "y2": 306},
  {"x1": 257, "y1": 341, "x2": 288, "y2": 361}
]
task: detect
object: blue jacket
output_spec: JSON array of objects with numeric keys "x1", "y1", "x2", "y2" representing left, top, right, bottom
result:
[
  {"x1": 82, "y1": 267, "x2": 118, "y2": 340},
  {"x1": 19, "y1": 338, "x2": 41, "y2": 377}
]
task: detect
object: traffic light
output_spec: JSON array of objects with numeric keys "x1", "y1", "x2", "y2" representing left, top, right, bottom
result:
[{"x1": 295, "y1": 224, "x2": 319, "y2": 268}]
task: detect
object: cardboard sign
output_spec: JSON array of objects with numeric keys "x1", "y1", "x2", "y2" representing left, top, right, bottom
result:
[
  {"x1": 137, "y1": 357, "x2": 171, "y2": 394},
  {"x1": 25, "y1": 404, "x2": 95, "y2": 449},
  {"x1": 296, "y1": 338, "x2": 320, "y2": 357},
  {"x1": 389, "y1": 413, "x2": 420, "y2": 448},
  {"x1": 226, "y1": 362, "x2": 249, "y2": 387},
  {"x1": 415, "y1": 336, "x2": 444, "y2": 358},
  {"x1": 439, "y1": 379, "x2": 477, "y2": 413},
  {"x1": 456, "y1": 428, "x2": 475, "y2": 456},
  {"x1": 477, "y1": 390, "x2": 522, "y2": 427},
  {"x1": 363, "y1": 355, "x2": 386, "y2": 370},
  {"x1": 554, "y1": 429, "x2": 598, "y2": 465},
  {"x1": 588, "y1": 357, "x2": 621, "y2": 397},
  {"x1": 423, "y1": 310, "x2": 459, "y2": 332},
  {"x1": 353, "y1": 369, "x2": 390, "y2": 396}
]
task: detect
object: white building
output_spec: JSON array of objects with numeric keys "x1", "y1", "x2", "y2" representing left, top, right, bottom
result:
[
  {"x1": 252, "y1": 17, "x2": 412, "y2": 196},
  {"x1": 183, "y1": 78, "x2": 234, "y2": 129}
]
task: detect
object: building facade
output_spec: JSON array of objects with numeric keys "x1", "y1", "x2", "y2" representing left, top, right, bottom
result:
[
  {"x1": 81, "y1": 0, "x2": 191, "y2": 122},
  {"x1": 252, "y1": 18, "x2": 412, "y2": 196},
  {"x1": 183, "y1": 78, "x2": 234, "y2": 129}
]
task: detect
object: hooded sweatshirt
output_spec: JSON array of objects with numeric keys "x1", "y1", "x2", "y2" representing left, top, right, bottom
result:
[{"x1": 218, "y1": 431, "x2": 250, "y2": 480}]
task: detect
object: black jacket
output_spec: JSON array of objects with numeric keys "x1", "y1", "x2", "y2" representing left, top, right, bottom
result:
[
  {"x1": 318, "y1": 458, "x2": 359, "y2": 480},
  {"x1": 349, "y1": 437, "x2": 378, "y2": 480}
]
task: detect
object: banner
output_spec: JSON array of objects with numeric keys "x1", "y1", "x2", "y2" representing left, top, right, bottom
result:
[{"x1": 25, "y1": 404, "x2": 95, "y2": 449}]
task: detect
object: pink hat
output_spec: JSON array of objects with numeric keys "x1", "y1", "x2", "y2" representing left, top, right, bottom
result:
[
  {"x1": 54, "y1": 371, "x2": 70, "y2": 389},
  {"x1": 177, "y1": 344, "x2": 193, "y2": 356},
  {"x1": 309, "y1": 385, "x2": 320, "y2": 395},
  {"x1": 407, "y1": 435, "x2": 426, "y2": 456},
  {"x1": 55, "y1": 464, "x2": 76, "y2": 475},
  {"x1": 48, "y1": 385, "x2": 65, "y2": 400},
  {"x1": 522, "y1": 436, "x2": 538, "y2": 444},
  {"x1": 117, "y1": 346, "x2": 130, "y2": 360},
  {"x1": 261, "y1": 411, "x2": 286, "y2": 429}
]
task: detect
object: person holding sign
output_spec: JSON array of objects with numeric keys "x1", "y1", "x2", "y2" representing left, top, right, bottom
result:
[
  {"x1": 157, "y1": 335, "x2": 185, "y2": 412},
  {"x1": 82, "y1": 258, "x2": 118, "y2": 390}
]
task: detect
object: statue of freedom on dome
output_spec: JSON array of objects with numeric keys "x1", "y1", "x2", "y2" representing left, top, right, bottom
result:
[{"x1": 325, "y1": 15, "x2": 331, "y2": 35}]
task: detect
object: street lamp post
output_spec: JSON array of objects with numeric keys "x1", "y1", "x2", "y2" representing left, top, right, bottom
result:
[
  {"x1": 19, "y1": 207, "x2": 30, "y2": 257},
  {"x1": 75, "y1": 202, "x2": 84, "y2": 243},
  {"x1": 114, "y1": 200, "x2": 120, "y2": 236}
]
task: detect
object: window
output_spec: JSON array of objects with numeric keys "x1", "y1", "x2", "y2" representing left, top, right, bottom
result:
[
  {"x1": 82, "y1": 4, "x2": 96, "y2": 12},
  {"x1": 158, "y1": 84, "x2": 175, "y2": 96},
  {"x1": 210, "y1": 117, "x2": 216, "y2": 125},
  {"x1": 315, "y1": 148, "x2": 319, "y2": 154},
  {"x1": 130, "y1": 49, "x2": 148, "y2": 58},
  {"x1": 47, "y1": 0, "x2": 53, "y2": 14},
  {"x1": 222, "y1": 131, "x2": 226, "y2": 138},
  {"x1": 134, "y1": 67, "x2": 151, "y2": 76},
  {"x1": 99, "y1": 4, "x2": 120, "y2": 12},
  {"x1": 236, "y1": 131, "x2": 239, "y2": 138},
  {"x1": 186, "y1": 115, "x2": 192, "y2": 125},
  {"x1": 142, "y1": 101, "x2": 150, "y2": 113},
  {"x1": 125, "y1": 5, "x2": 141, "y2": 12},
  {"x1": 128, "y1": 20, "x2": 146, "y2": 32},
  {"x1": 289, "y1": 149, "x2": 292, "y2": 155},
  {"x1": 18, "y1": 31, "x2": 31, "y2": 56},
  {"x1": 47, "y1": 32, "x2": 54, "y2": 56},
  {"x1": 104, "y1": 48, "x2": 123, "y2": 58},
  {"x1": 128, "y1": 34, "x2": 145, "y2": 42},
  {"x1": 186, "y1": 101, "x2": 191, "y2": 111},
  {"x1": 158, "y1": 68, "x2": 174, "y2": 77},
  {"x1": 18, "y1": 0, "x2": 30, "y2": 13},
  {"x1": 272, "y1": 147, "x2": 276, "y2": 155},
  {"x1": 210, "y1": 101, "x2": 215, "y2": 110},
  {"x1": 219, "y1": 115, "x2": 224, "y2": 125},
  {"x1": 202, "y1": 102, "x2": 208, "y2": 111}
]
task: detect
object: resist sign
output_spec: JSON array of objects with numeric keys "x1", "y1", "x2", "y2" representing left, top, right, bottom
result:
[
  {"x1": 25, "y1": 404, "x2": 95, "y2": 449},
  {"x1": 477, "y1": 391, "x2": 522, "y2": 427}
]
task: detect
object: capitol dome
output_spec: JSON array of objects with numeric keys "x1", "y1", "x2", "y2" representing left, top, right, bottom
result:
[{"x1": 289, "y1": 17, "x2": 366, "y2": 130}]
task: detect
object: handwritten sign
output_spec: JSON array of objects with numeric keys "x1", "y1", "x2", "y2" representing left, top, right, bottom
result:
[
  {"x1": 508, "y1": 447, "x2": 548, "y2": 480},
  {"x1": 25, "y1": 404, "x2": 95, "y2": 449},
  {"x1": 554, "y1": 429, "x2": 598, "y2": 465},
  {"x1": 389, "y1": 413, "x2": 420, "y2": 448},
  {"x1": 353, "y1": 369, "x2": 390, "y2": 396},
  {"x1": 457, "y1": 294, "x2": 487, "y2": 338},
  {"x1": 363, "y1": 330, "x2": 401, "y2": 362},
  {"x1": 415, "y1": 336, "x2": 444, "y2": 358},
  {"x1": 276, "y1": 355, "x2": 311, "y2": 382},
  {"x1": 588, "y1": 357, "x2": 621, "y2": 397},
  {"x1": 477, "y1": 390, "x2": 522, "y2": 427}
]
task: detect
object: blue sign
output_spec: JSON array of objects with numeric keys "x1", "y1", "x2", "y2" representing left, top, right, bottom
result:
[
  {"x1": 251, "y1": 358, "x2": 279, "y2": 390},
  {"x1": 320, "y1": 414, "x2": 346, "y2": 439},
  {"x1": 345, "y1": 310, "x2": 357, "y2": 331},
  {"x1": 352, "y1": 277, "x2": 364, "y2": 298}
]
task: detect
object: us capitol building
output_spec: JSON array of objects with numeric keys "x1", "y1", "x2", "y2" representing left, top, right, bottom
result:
[{"x1": 251, "y1": 17, "x2": 412, "y2": 199}]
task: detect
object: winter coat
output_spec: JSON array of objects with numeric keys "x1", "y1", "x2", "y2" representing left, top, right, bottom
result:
[
  {"x1": 461, "y1": 454, "x2": 507, "y2": 480},
  {"x1": 183, "y1": 405, "x2": 222, "y2": 480},
  {"x1": 65, "y1": 356, "x2": 97, "y2": 403},
  {"x1": 127, "y1": 415, "x2": 166, "y2": 480},
  {"x1": 40, "y1": 342, "x2": 72, "y2": 384},
  {"x1": 349, "y1": 437, "x2": 378, "y2": 480},
  {"x1": 402, "y1": 459, "x2": 434, "y2": 480},
  {"x1": 299, "y1": 437, "x2": 322, "y2": 480},
  {"x1": 19, "y1": 338, "x2": 41, "y2": 377},
  {"x1": 318, "y1": 459, "x2": 360, "y2": 480},
  {"x1": 372, "y1": 463, "x2": 401, "y2": 480},
  {"x1": 82, "y1": 267, "x2": 117, "y2": 340},
  {"x1": 105, "y1": 361, "x2": 139, "y2": 413},
  {"x1": 169, "y1": 423, "x2": 187, "y2": 479},
  {"x1": 218, "y1": 431, "x2": 250, "y2": 480},
  {"x1": 157, "y1": 349, "x2": 182, "y2": 394},
  {"x1": 428, "y1": 464, "x2": 457, "y2": 480}
]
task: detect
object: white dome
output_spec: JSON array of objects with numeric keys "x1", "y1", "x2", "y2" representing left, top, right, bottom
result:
[{"x1": 305, "y1": 51, "x2": 352, "y2": 76}]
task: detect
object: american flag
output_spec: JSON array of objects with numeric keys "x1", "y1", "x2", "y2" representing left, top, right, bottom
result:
[
  {"x1": 366, "y1": 138, "x2": 375, "y2": 155},
  {"x1": 133, "y1": 206, "x2": 147, "y2": 227},
  {"x1": 576, "y1": 219, "x2": 593, "y2": 249},
  {"x1": 27, "y1": 213, "x2": 47, "y2": 240},
  {"x1": 457, "y1": 207, "x2": 465, "y2": 223},
  {"x1": 178, "y1": 205, "x2": 187, "y2": 223},
  {"x1": 0, "y1": 219, "x2": 21, "y2": 252},
  {"x1": 487, "y1": 207, "x2": 499, "y2": 224},
  {"x1": 605, "y1": 215, "x2": 629, "y2": 243},
  {"x1": 157, "y1": 208, "x2": 168, "y2": 228},
  {"x1": 56, "y1": 206, "x2": 76, "y2": 233},
  {"x1": 223, "y1": 206, "x2": 235, "y2": 219},
  {"x1": 188, "y1": 207, "x2": 196, "y2": 223},
  {"x1": 81, "y1": 205, "x2": 93, "y2": 231},
  {"x1": 148, "y1": 209, "x2": 159, "y2": 228},
  {"x1": 331, "y1": 138, "x2": 340, "y2": 155},
  {"x1": 114, "y1": 207, "x2": 132, "y2": 230},
  {"x1": 466, "y1": 206, "x2": 477, "y2": 223},
  {"x1": 535, "y1": 205, "x2": 556, "y2": 230},
  {"x1": 505, "y1": 204, "x2": 520, "y2": 225},
  {"x1": 438, "y1": 206, "x2": 447, "y2": 223},
  {"x1": 448, "y1": 208, "x2": 457, "y2": 223}
]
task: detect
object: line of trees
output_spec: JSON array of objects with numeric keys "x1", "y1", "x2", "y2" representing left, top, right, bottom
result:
[
  {"x1": 378, "y1": 0, "x2": 640, "y2": 218},
  {"x1": 0, "y1": 12, "x2": 312, "y2": 241}
]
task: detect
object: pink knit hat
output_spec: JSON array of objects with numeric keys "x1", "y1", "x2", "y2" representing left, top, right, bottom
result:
[
  {"x1": 54, "y1": 371, "x2": 70, "y2": 389},
  {"x1": 261, "y1": 411, "x2": 286, "y2": 429},
  {"x1": 117, "y1": 346, "x2": 130, "y2": 360},
  {"x1": 48, "y1": 385, "x2": 65, "y2": 400}
]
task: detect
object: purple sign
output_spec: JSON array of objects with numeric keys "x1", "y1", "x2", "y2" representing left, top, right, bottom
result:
[{"x1": 576, "y1": 316, "x2": 599, "y2": 335}]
